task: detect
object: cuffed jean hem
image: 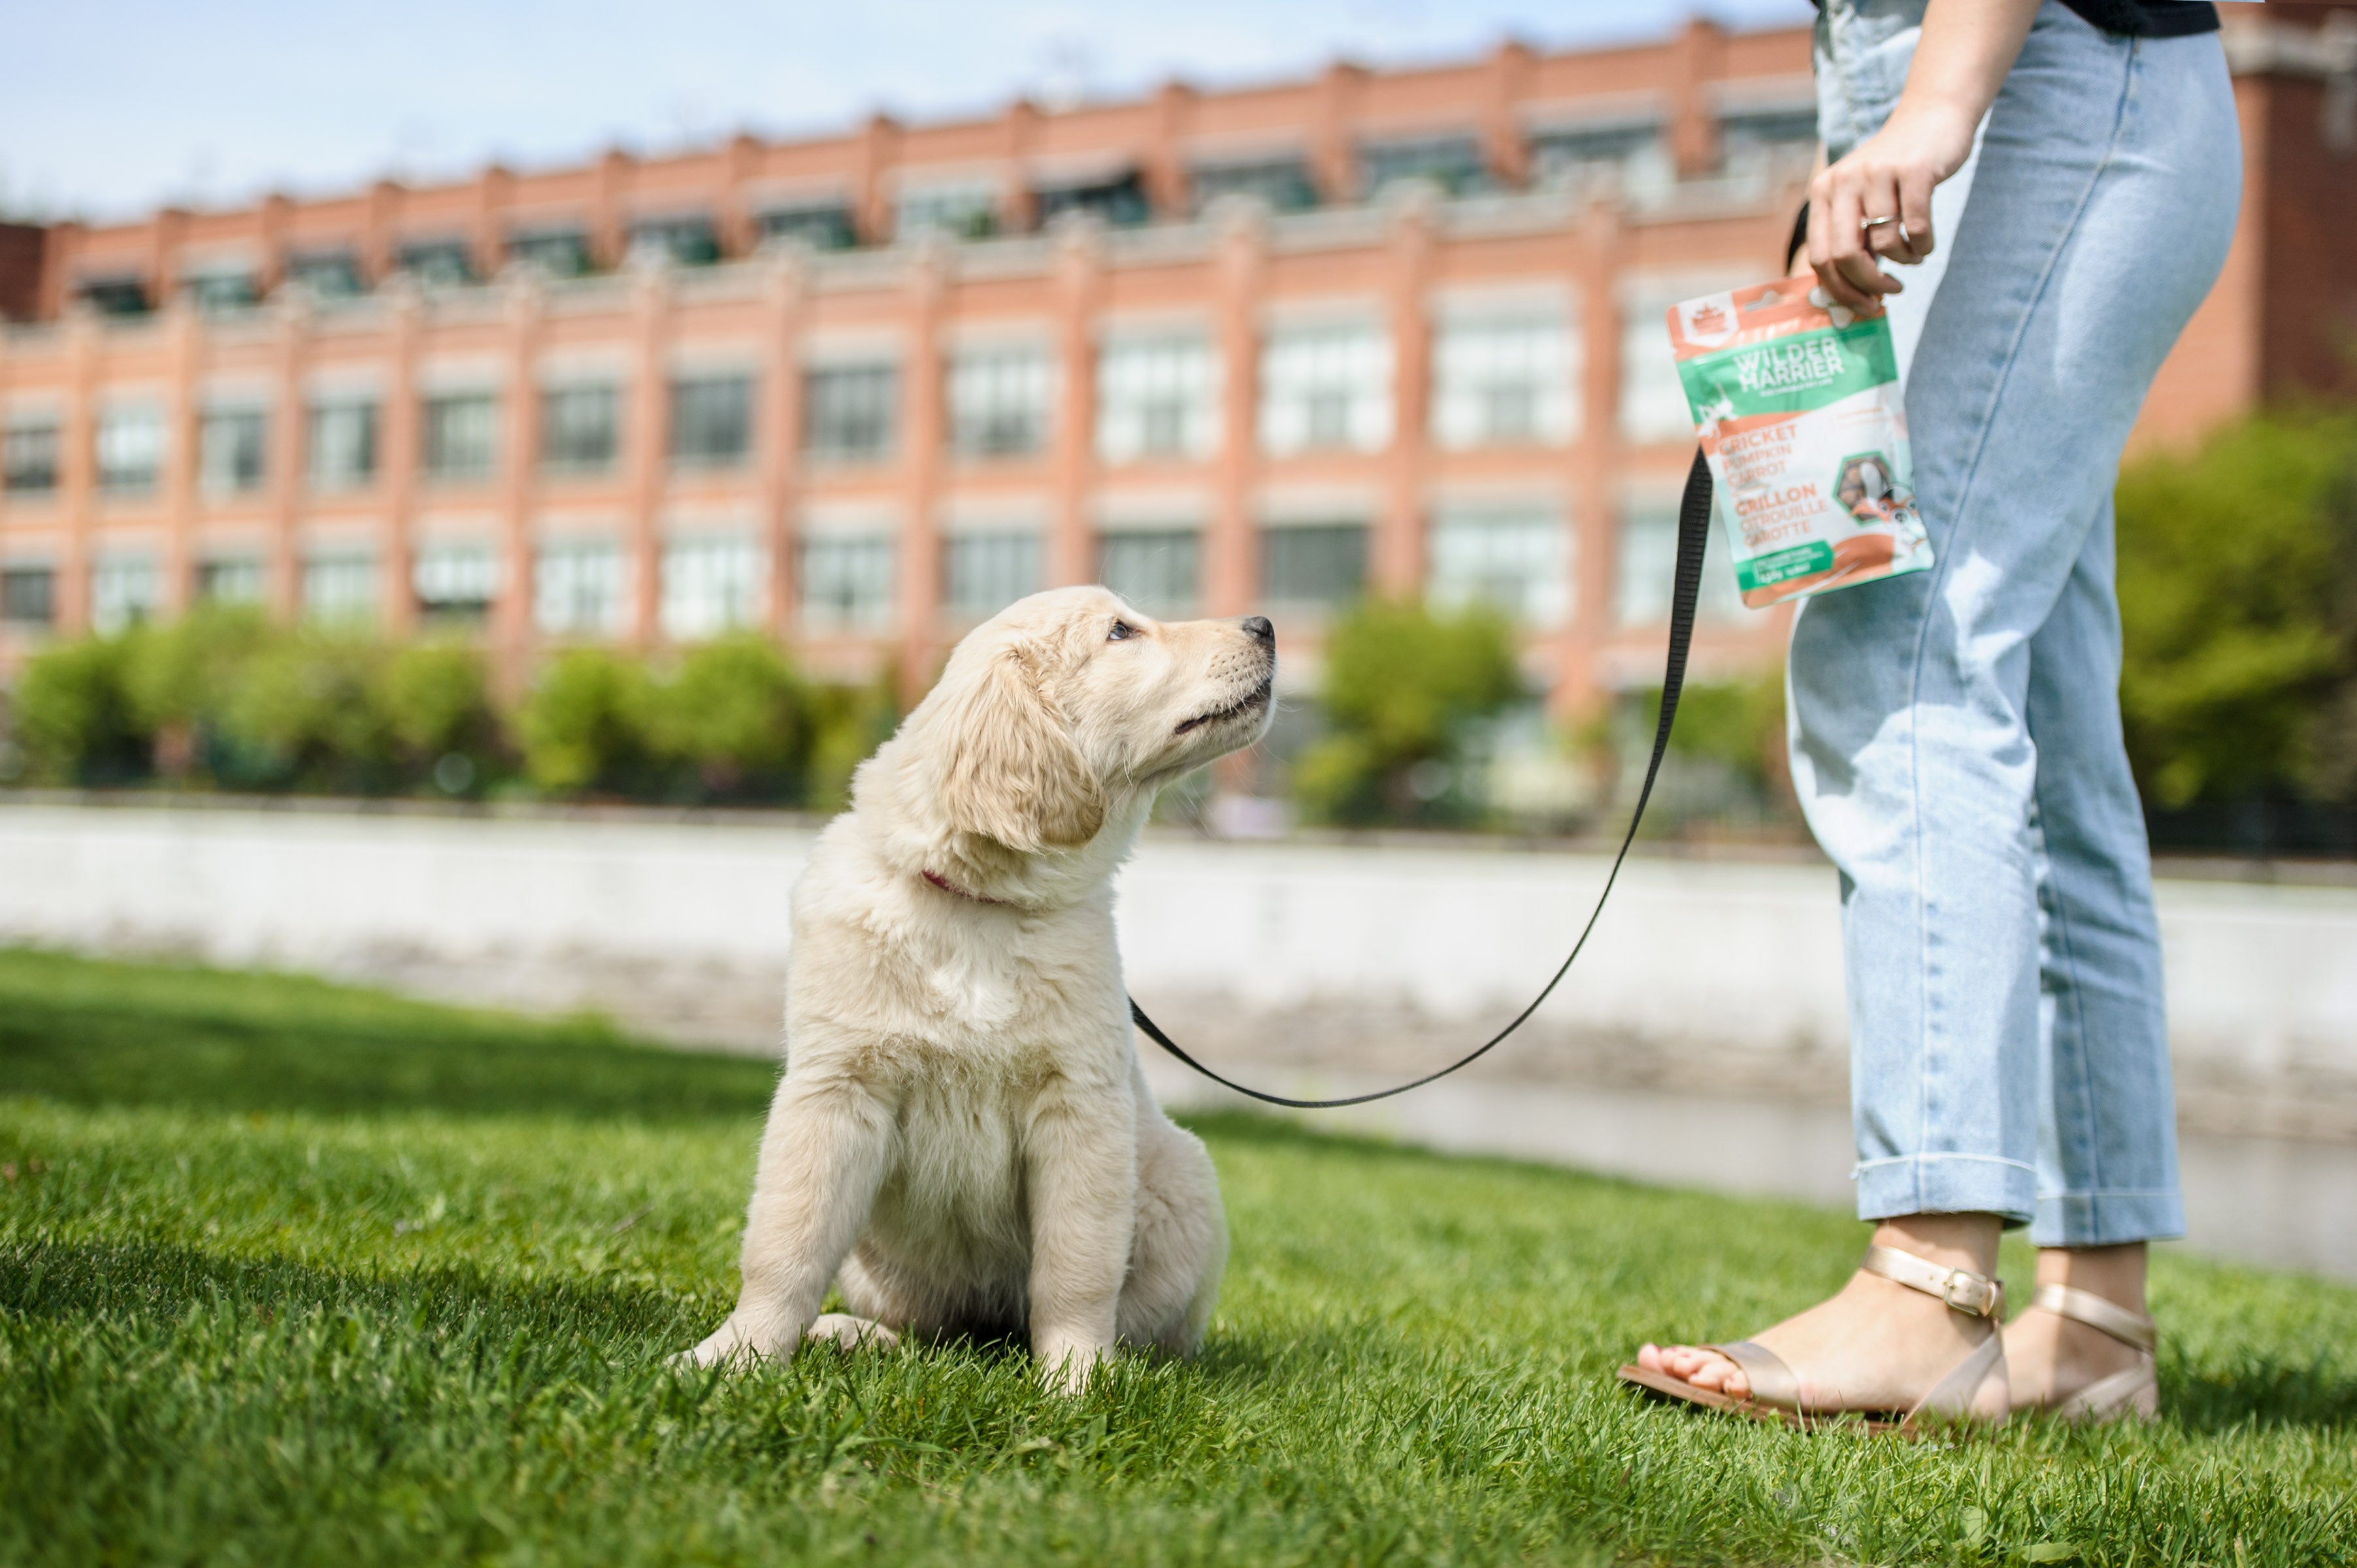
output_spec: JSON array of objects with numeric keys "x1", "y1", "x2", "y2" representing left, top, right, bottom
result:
[
  {"x1": 2031, "y1": 1190, "x2": 2186, "y2": 1249},
  {"x1": 1853, "y1": 1154, "x2": 2037, "y2": 1228}
]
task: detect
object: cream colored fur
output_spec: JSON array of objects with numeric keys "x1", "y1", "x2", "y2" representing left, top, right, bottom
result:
[{"x1": 684, "y1": 587, "x2": 1276, "y2": 1393}]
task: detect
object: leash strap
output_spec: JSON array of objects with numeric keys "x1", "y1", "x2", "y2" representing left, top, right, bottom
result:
[{"x1": 1128, "y1": 446, "x2": 1715, "y2": 1109}]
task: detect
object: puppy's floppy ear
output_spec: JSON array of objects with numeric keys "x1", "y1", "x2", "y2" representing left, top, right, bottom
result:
[{"x1": 934, "y1": 643, "x2": 1106, "y2": 852}]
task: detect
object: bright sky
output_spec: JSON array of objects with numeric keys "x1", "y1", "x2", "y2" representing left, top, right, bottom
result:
[{"x1": 1, "y1": 0, "x2": 1815, "y2": 223}]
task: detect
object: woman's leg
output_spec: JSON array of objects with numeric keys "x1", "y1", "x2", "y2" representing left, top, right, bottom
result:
[
  {"x1": 2005, "y1": 492, "x2": 2181, "y2": 1403},
  {"x1": 1643, "y1": 6, "x2": 2238, "y2": 1406}
]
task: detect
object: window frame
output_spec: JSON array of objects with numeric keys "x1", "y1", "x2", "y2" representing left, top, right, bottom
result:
[
  {"x1": 801, "y1": 363, "x2": 898, "y2": 465},
  {"x1": 1259, "y1": 521, "x2": 1369, "y2": 610},
  {"x1": 798, "y1": 533, "x2": 897, "y2": 634},
  {"x1": 420, "y1": 391, "x2": 500, "y2": 483},
  {"x1": 948, "y1": 348, "x2": 1053, "y2": 459},
  {"x1": 2, "y1": 422, "x2": 61, "y2": 495},
  {"x1": 942, "y1": 530, "x2": 1042, "y2": 620},
  {"x1": 198, "y1": 406, "x2": 270, "y2": 495},
  {"x1": 539, "y1": 383, "x2": 622, "y2": 474},
  {"x1": 668, "y1": 374, "x2": 757, "y2": 470},
  {"x1": 95, "y1": 405, "x2": 166, "y2": 495},
  {"x1": 306, "y1": 399, "x2": 382, "y2": 492}
]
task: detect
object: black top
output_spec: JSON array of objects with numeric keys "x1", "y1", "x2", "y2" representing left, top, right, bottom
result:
[
  {"x1": 2054, "y1": 0, "x2": 2219, "y2": 35},
  {"x1": 1807, "y1": 0, "x2": 2220, "y2": 39}
]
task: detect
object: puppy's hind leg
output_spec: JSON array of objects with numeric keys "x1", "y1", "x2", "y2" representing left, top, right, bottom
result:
[
  {"x1": 684, "y1": 1073, "x2": 895, "y2": 1369},
  {"x1": 1118, "y1": 1111, "x2": 1228, "y2": 1358}
]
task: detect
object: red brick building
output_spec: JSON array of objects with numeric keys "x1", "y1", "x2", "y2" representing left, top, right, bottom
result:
[{"x1": 0, "y1": 6, "x2": 2349, "y2": 712}]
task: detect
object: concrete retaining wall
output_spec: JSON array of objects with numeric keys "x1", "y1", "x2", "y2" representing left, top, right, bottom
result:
[{"x1": 7, "y1": 801, "x2": 2356, "y2": 1087}]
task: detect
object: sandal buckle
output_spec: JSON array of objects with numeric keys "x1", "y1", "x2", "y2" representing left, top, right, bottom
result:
[{"x1": 1940, "y1": 1268, "x2": 2000, "y2": 1317}]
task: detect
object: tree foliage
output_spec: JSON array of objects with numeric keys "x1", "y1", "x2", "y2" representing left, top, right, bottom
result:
[
  {"x1": 1291, "y1": 598, "x2": 1521, "y2": 826},
  {"x1": 2115, "y1": 410, "x2": 2357, "y2": 807}
]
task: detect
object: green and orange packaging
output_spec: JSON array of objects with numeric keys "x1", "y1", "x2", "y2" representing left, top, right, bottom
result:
[{"x1": 1667, "y1": 281, "x2": 1933, "y2": 607}]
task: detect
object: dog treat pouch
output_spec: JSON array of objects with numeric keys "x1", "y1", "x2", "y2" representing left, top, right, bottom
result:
[{"x1": 1666, "y1": 281, "x2": 1933, "y2": 608}]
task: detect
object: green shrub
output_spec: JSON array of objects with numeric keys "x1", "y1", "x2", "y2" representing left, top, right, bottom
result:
[
  {"x1": 8, "y1": 634, "x2": 150, "y2": 787},
  {"x1": 218, "y1": 632, "x2": 399, "y2": 794},
  {"x1": 804, "y1": 670, "x2": 901, "y2": 813},
  {"x1": 120, "y1": 605, "x2": 274, "y2": 783},
  {"x1": 2116, "y1": 410, "x2": 2354, "y2": 806},
  {"x1": 381, "y1": 642, "x2": 503, "y2": 794},
  {"x1": 1291, "y1": 598, "x2": 1521, "y2": 826},
  {"x1": 649, "y1": 634, "x2": 806, "y2": 801},
  {"x1": 516, "y1": 647, "x2": 660, "y2": 798}
]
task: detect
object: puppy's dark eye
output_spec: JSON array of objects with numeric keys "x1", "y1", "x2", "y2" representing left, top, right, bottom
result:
[{"x1": 1108, "y1": 620, "x2": 1136, "y2": 642}]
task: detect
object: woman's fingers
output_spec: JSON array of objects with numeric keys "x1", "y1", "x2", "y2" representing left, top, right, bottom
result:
[
  {"x1": 1894, "y1": 165, "x2": 1938, "y2": 264},
  {"x1": 1813, "y1": 176, "x2": 1882, "y2": 310}
]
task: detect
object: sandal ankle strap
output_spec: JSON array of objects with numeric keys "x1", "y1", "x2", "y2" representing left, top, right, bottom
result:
[
  {"x1": 1861, "y1": 1244, "x2": 2005, "y2": 1319},
  {"x1": 2030, "y1": 1283, "x2": 2157, "y2": 1353}
]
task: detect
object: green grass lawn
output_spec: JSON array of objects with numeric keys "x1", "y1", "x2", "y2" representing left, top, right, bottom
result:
[{"x1": 2, "y1": 949, "x2": 2352, "y2": 1567}]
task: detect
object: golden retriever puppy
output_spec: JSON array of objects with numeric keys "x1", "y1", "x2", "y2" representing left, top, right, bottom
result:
[{"x1": 685, "y1": 586, "x2": 1276, "y2": 1392}]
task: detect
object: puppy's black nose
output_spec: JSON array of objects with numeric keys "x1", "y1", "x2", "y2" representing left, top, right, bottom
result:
[{"x1": 1241, "y1": 615, "x2": 1275, "y2": 645}]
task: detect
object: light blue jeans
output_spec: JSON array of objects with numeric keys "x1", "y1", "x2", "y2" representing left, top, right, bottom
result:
[{"x1": 1790, "y1": 0, "x2": 2241, "y2": 1244}]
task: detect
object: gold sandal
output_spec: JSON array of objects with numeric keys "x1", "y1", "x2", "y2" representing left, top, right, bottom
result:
[
  {"x1": 1617, "y1": 1244, "x2": 2009, "y2": 1434},
  {"x1": 2012, "y1": 1284, "x2": 2159, "y2": 1422}
]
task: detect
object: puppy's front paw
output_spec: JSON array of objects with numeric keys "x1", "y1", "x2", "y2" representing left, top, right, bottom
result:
[
  {"x1": 806, "y1": 1313, "x2": 900, "y2": 1352},
  {"x1": 674, "y1": 1313, "x2": 786, "y2": 1371},
  {"x1": 1037, "y1": 1342, "x2": 1106, "y2": 1397}
]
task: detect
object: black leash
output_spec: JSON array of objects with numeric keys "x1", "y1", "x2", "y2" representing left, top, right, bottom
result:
[
  {"x1": 1129, "y1": 446, "x2": 1716, "y2": 1109},
  {"x1": 1131, "y1": 205, "x2": 1811, "y2": 1109}
]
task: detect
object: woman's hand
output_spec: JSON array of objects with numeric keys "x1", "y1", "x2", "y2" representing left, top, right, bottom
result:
[
  {"x1": 1807, "y1": 101, "x2": 1979, "y2": 309},
  {"x1": 1807, "y1": 0, "x2": 2039, "y2": 310}
]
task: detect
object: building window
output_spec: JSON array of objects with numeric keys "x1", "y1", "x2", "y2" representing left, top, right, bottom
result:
[
  {"x1": 97, "y1": 406, "x2": 165, "y2": 495},
  {"x1": 1259, "y1": 324, "x2": 1391, "y2": 455},
  {"x1": 1719, "y1": 105, "x2": 1821, "y2": 180},
  {"x1": 628, "y1": 216, "x2": 721, "y2": 268},
  {"x1": 535, "y1": 539, "x2": 630, "y2": 638},
  {"x1": 802, "y1": 364, "x2": 896, "y2": 463},
  {"x1": 759, "y1": 204, "x2": 857, "y2": 250},
  {"x1": 509, "y1": 228, "x2": 594, "y2": 277},
  {"x1": 949, "y1": 348, "x2": 1051, "y2": 458},
  {"x1": 302, "y1": 553, "x2": 379, "y2": 623},
  {"x1": 3, "y1": 423, "x2": 59, "y2": 494},
  {"x1": 90, "y1": 555, "x2": 161, "y2": 634},
  {"x1": 540, "y1": 384, "x2": 619, "y2": 472},
  {"x1": 1034, "y1": 170, "x2": 1149, "y2": 229},
  {"x1": 396, "y1": 240, "x2": 476, "y2": 287},
  {"x1": 422, "y1": 392, "x2": 499, "y2": 482},
  {"x1": 308, "y1": 400, "x2": 380, "y2": 491},
  {"x1": 1620, "y1": 285, "x2": 1715, "y2": 444},
  {"x1": 1261, "y1": 522, "x2": 1367, "y2": 609},
  {"x1": 1, "y1": 566, "x2": 56, "y2": 626},
  {"x1": 1615, "y1": 500, "x2": 1747, "y2": 626},
  {"x1": 1431, "y1": 314, "x2": 1577, "y2": 449},
  {"x1": 285, "y1": 250, "x2": 365, "y2": 299},
  {"x1": 414, "y1": 542, "x2": 499, "y2": 628},
  {"x1": 197, "y1": 557, "x2": 265, "y2": 605},
  {"x1": 1097, "y1": 336, "x2": 1216, "y2": 463},
  {"x1": 1097, "y1": 529, "x2": 1199, "y2": 617},
  {"x1": 800, "y1": 534, "x2": 895, "y2": 633},
  {"x1": 1189, "y1": 157, "x2": 1319, "y2": 214},
  {"x1": 661, "y1": 535, "x2": 765, "y2": 641},
  {"x1": 895, "y1": 182, "x2": 998, "y2": 241},
  {"x1": 669, "y1": 375, "x2": 754, "y2": 468},
  {"x1": 944, "y1": 532, "x2": 1040, "y2": 619},
  {"x1": 1358, "y1": 134, "x2": 1492, "y2": 199},
  {"x1": 199, "y1": 407, "x2": 269, "y2": 495},
  {"x1": 184, "y1": 269, "x2": 260, "y2": 315},
  {"x1": 1529, "y1": 122, "x2": 1672, "y2": 198},
  {"x1": 1429, "y1": 506, "x2": 1572, "y2": 628},
  {"x1": 76, "y1": 275, "x2": 150, "y2": 316}
]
